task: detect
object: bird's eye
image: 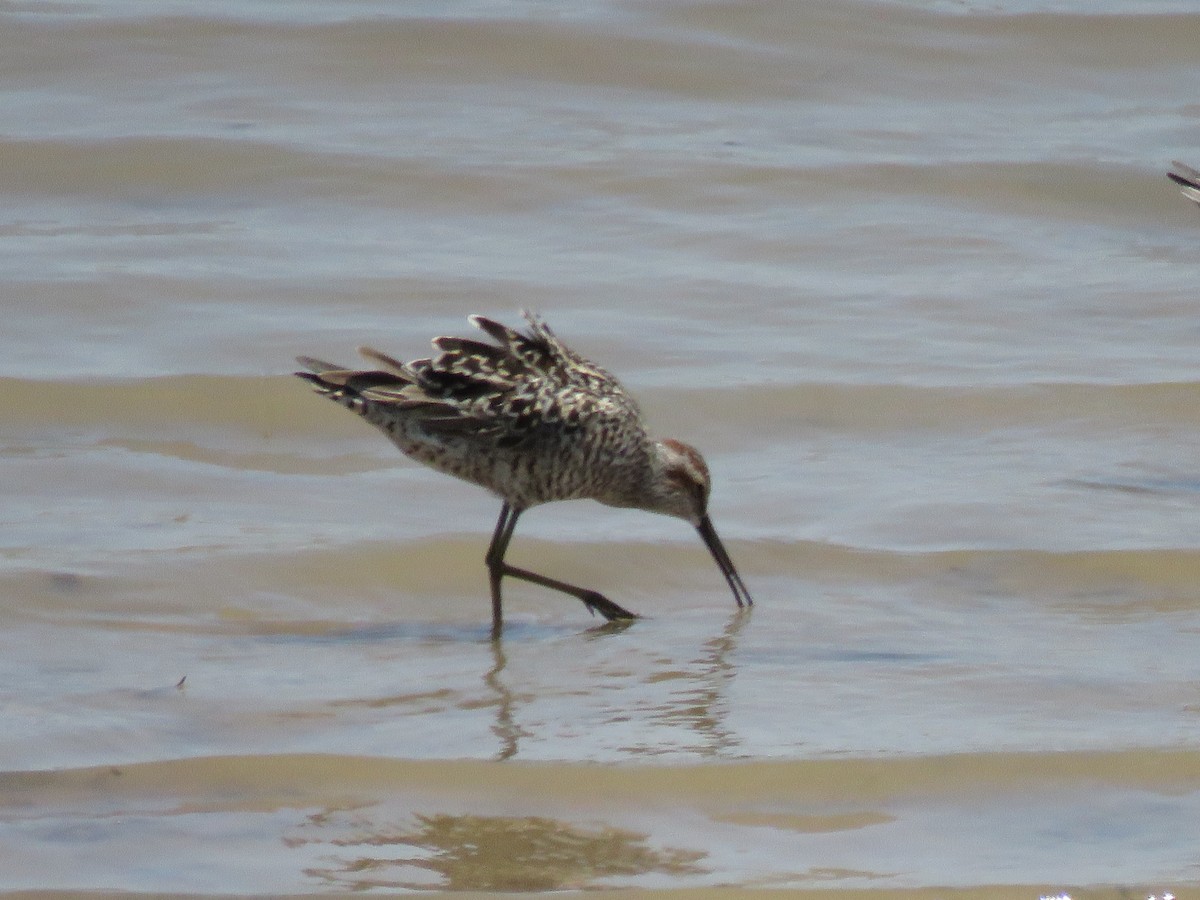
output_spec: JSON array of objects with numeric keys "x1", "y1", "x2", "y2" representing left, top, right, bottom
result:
[
  {"x1": 665, "y1": 467, "x2": 707, "y2": 510},
  {"x1": 664, "y1": 467, "x2": 692, "y2": 492}
]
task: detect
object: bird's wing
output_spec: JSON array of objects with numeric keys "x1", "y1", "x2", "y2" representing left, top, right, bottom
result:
[
  {"x1": 296, "y1": 350, "x2": 492, "y2": 437},
  {"x1": 467, "y1": 310, "x2": 630, "y2": 395},
  {"x1": 1168, "y1": 161, "x2": 1200, "y2": 206},
  {"x1": 296, "y1": 313, "x2": 641, "y2": 446},
  {"x1": 295, "y1": 355, "x2": 412, "y2": 396}
]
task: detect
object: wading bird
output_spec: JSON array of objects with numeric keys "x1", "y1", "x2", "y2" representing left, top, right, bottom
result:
[{"x1": 297, "y1": 312, "x2": 752, "y2": 634}]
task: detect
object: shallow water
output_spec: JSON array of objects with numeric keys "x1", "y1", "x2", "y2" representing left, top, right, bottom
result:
[{"x1": 2, "y1": 0, "x2": 1200, "y2": 897}]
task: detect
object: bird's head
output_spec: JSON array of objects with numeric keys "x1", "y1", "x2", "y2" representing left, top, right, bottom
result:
[
  {"x1": 647, "y1": 438, "x2": 753, "y2": 609},
  {"x1": 647, "y1": 438, "x2": 712, "y2": 525}
]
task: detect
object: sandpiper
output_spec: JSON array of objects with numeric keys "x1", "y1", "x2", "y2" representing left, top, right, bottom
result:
[{"x1": 297, "y1": 311, "x2": 752, "y2": 633}]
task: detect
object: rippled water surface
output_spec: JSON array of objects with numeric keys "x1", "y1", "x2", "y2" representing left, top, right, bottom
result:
[{"x1": 3, "y1": 0, "x2": 1200, "y2": 897}]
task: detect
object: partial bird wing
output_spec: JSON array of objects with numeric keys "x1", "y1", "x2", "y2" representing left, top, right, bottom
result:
[
  {"x1": 466, "y1": 310, "x2": 624, "y2": 394},
  {"x1": 296, "y1": 351, "x2": 486, "y2": 437},
  {"x1": 1168, "y1": 161, "x2": 1200, "y2": 206},
  {"x1": 297, "y1": 312, "x2": 639, "y2": 448}
]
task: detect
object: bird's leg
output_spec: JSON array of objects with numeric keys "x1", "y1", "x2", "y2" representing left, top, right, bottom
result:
[
  {"x1": 485, "y1": 503, "x2": 521, "y2": 637},
  {"x1": 498, "y1": 563, "x2": 638, "y2": 622},
  {"x1": 483, "y1": 503, "x2": 638, "y2": 630}
]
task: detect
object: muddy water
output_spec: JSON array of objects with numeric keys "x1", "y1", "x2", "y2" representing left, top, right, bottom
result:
[{"x1": 2, "y1": 0, "x2": 1200, "y2": 896}]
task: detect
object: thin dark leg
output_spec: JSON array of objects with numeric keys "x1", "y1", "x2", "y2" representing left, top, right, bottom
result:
[
  {"x1": 485, "y1": 503, "x2": 521, "y2": 636},
  {"x1": 483, "y1": 503, "x2": 638, "y2": 633},
  {"x1": 497, "y1": 563, "x2": 637, "y2": 622}
]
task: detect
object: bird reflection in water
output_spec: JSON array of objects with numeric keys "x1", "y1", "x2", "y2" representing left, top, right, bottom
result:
[
  {"x1": 480, "y1": 608, "x2": 748, "y2": 762},
  {"x1": 646, "y1": 608, "x2": 751, "y2": 758},
  {"x1": 483, "y1": 635, "x2": 525, "y2": 762},
  {"x1": 297, "y1": 811, "x2": 706, "y2": 891}
]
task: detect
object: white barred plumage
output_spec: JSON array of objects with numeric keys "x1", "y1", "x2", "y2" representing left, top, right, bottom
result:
[{"x1": 296, "y1": 311, "x2": 752, "y2": 634}]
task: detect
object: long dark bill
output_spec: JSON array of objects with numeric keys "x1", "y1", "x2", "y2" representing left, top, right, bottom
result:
[{"x1": 696, "y1": 515, "x2": 753, "y2": 608}]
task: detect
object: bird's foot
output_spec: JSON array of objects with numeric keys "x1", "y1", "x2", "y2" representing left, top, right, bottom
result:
[{"x1": 580, "y1": 591, "x2": 638, "y2": 621}]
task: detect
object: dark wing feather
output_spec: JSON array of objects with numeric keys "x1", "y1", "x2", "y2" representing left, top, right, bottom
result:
[
  {"x1": 1168, "y1": 161, "x2": 1200, "y2": 206},
  {"x1": 357, "y1": 346, "x2": 411, "y2": 375},
  {"x1": 294, "y1": 357, "x2": 412, "y2": 395},
  {"x1": 468, "y1": 313, "x2": 563, "y2": 375},
  {"x1": 468, "y1": 310, "x2": 625, "y2": 394}
]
